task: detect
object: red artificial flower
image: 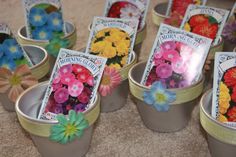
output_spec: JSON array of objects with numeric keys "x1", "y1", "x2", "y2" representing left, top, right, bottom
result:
[
  {"x1": 224, "y1": 67, "x2": 236, "y2": 87},
  {"x1": 189, "y1": 15, "x2": 209, "y2": 28},
  {"x1": 172, "y1": 0, "x2": 193, "y2": 16},
  {"x1": 192, "y1": 23, "x2": 218, "y2": 39},
  {"x1": 227, "y1": 106, "x2": 236, "y2": 122}
]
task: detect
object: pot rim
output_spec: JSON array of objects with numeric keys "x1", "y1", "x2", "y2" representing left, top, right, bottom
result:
[
  {"x1": 17, "y1": 21, "x2": 76, "y2": 43},
  {"x1": 152, "y1": 2, "x2": 169, "y2": 18}
]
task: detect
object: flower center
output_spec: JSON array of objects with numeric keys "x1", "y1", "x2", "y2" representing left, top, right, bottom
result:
[
  {"x1": 200, "y1": 26, "x2": 212, "y2": 36},
  {"x1": 9, "y1": 46, "x2": 17, "y2": 53},
  {"x1": 53, "y1": 19, "x2": 60, "y2": 26},
  {"x1": 34, "y1": 15, "x2": 42, "y2": 21},
  {"x1": 39, "y1": 31, "x2": 46, "y2": 39},
  {"x1": 65, "y1": 124, "x2": 77, "y2": 136},
  {"x1": 101, "y1": 75, "x2": 111, "y2": 85},
  {"x1": 168, "y1": 54, "x2": 173, "y2": 59},
  {"x1": 53, "y1": 43, "x2": 61, "y2": 51},
  {"x1": 9, "y1": 75, "x2": 21, "y2": 86},
  {"x1": 155, "y1": 92, "x2": 166, "y2": 103}
]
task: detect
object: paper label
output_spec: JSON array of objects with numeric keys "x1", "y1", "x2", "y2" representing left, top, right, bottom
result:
[
  {"x1": 38, "y1": 48, "x2": 107, "y2": 120},
  {"x1": 140, "y1": 23, "x2": 212, "y2": 88}
]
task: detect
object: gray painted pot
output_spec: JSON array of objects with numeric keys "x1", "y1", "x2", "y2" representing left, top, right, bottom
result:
[
  {"x1": 200, "y1": 90, "x2": 236, "y2": 157},
  {"x1": 152, "y1": 3, "x2": 169, "y2": 27},
  {"x1": 15, "y1": 82, "x2": 100, "y2": 157},
  {"x1": 128, "y1": 62, "x2": 204, "y2": 132}
]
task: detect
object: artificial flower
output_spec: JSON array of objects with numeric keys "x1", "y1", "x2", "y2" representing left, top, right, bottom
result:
[
  {"x1": 99, "y1": 66, "x2": 122, "y2": 96},
  {"x1": 192, "y1": 23, "x2": 218, "y2": 40},
  {"x1": 47, "y1": 12, "x2": 63, "y2": 31},
  {"x1": 49, "y1": 110, "x2": 89, "y2": 144},
  {"x1": 0, "y1": 57, "x2": 16, "y2": 71},
  {"x1": 171, "y1": 57, "x2": 187, "y2": 74},
  {"x1": 222, "y1": 20, "x2": 236, "y2": 43},
  {"x1": 107, "y1": 2, "x2": 124, "y2": 18},
  {"x1": 223, "y1": 67, "x2": 236, "y2": 87},
  {"x1": 32, "y1": 27, "x2": 53, "y2": 40},
  {"x1": 172, "y1": 0, "x2": 193, "y2": 16},
  {"x1": 178, "y1": 80, "x2": 189, "y2": 88},
  {"x1": 59, "y1": 64, "x2": 72, "y2": 76},
  {"x1": 68, "y1": 80, "x2": 84, "y2": 97},
  {"x1": 72, "y1": 65, "x2": 86, "y2": 74},
  {"x1": 15, "y1": 58, "x2": 28, "y2": 66},
  {"x1": 218, "y1": 82, "x2": 230, "y2": 114},
  {"x1": 74, "y1": 104, "x2": 86, "y2": 112},
  {"x1": 76, "y1": 69, "x2": 92, "y2": 83},
  {"x1": 120, "y1": 4, "x2": 141, "y2": 20},
  {"x1": 0, "y1": 64, "x2": 38, "y2": 102},
  {"x1": 45, "y1": 37, "x2": 69, "y2": 57},
  {"x1": 146, "y1": 66, "x2": 158, "y2": 86},
  {"x1": 164, "y1": 11, "x2": 183, "y2": 27},
  {"x1": 116, "y1": 41, "x2": 129, "y2": 56},
  {"x1": 227, "y1": 106, "x2": 236, "y2": 122},
  {"x1": 162, "y1": 50, "x2": 180, "y2": 62},
  {"x1": 154, "y1": 57, "x2": 165, "y2": 66},
  {"x1": 160, "y1": 41, "x2": 176, "y2": 52},
  {"x1": 60, "y1": 73, "x2": 75, "y2": 85},
  {"x1": 29, "y1": 7, "x2": 48, "y2": 27},
  {"x1": 155, "y1": 63, "x2": 172, "y2": 79},
  {"x1": 154, "y1": 50, "x2": 163, "y2": 59},
  {"x1": 3, "y1": 39, "x2": 23, "y2": 59},
  {"x1": 53, "y1": 104, "x2": 63, "y2": 114},
  {"x1": 217, "y1": 114, "x2": 228, "y2": 123},
  {"x1": 102, "y1": 43, "x2": 117, "y2": 58},
  {"x1": 90, "y1": 41, "x2": 106, "y2": 53},
  {"x1": 143, "y1": 81, "x2": 176, "y2": 112},
  {"x1": 52, "y1": 82, "x2": 63, "y2": 92},
  {"x1": 87, "y1": 76, "x2": 94, "y2": 86},
  {"x1": 189, "y1": 15, "x2": 208, "y2": 28},
  {"x1": 179, "y1": 44, "x2": 193, "y2": 61},
  {"x1": 54, "y1": 88, "x2": 69, "y2": 103},
  {"x1": 53, "y1": 73, "x2": 61, "y2": 84},
  {"x1": 77, "y1": 92, "x2": 89, "y2": 104},
  {"x1": 120, "y1": 55, "x2": 128, "y2": 66},
  {"x1": 184, "y1": 23, "x2": 191, "y2": 32}
]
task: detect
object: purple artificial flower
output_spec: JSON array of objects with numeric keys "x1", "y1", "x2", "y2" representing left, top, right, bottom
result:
[
  {"x1": 53, "y1": 104, "x2": 63, "y2": 114},
  {"x1": 74, "y1": 104, "x2": 86, "y2": 112},
  {"x1": 54, "y1": 88, "x2": 69, "y2": 103},
  {"x1": 178, "y1": 80, "x2": 189, "y2": 88},
  {"x1": 222, "y1": 21, "x2": 236, "y2": 43}
]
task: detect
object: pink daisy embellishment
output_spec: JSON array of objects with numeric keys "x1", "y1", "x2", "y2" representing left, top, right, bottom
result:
[
  {"x1": 99, "y1": 66, "x2": 122, "y2": 97},
  {"x1": 68, "y1": 80, "x2": 84, "y2": 97},
  {"x1": 156, "y1": 63, "x2": 172, "y2": 79},
  {"x1": 162, "y1": 50, "x2": 180, "y2": 62},
  {"x1": 60, "y1": 73, "x2": 76, "y2": 85},
  {"x1": 171, "y1": 57, "x2": 187, "y2": 74},
  {"x1": 54, "y1": 88, "x2": 69, "y2": 103},
  {"x1": 59, "y1": 64, "x2": 72, "y2": 76},
  {"x1": 160, "y1": 41, "x2": 176, "y2": 52}
]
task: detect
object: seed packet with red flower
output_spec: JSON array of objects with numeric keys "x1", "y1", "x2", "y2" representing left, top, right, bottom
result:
[
  {"x1": 180, "y1": 5, "x2": 229, "y2": 46},
  {"x1": 140, "y1": 23, "x2": 212, "y2": 89},
  {"x1": 0, "y1": 23, "x2": 33, "y2": 71},
  {"x1": 85, "y1": 16, "x2": 138, "y2": 70},
  {"x1": 22, "y1": 0, "x2": 66, "y2": 40},
  {"x1": 212, "y1": 52, "x2": 236, "y2": 127},
  {"x1": 103, "y1": 0, "x2": 149, "y2": 30},
  {"x1": 38, "y1": 48, "x2": 107, "y2": 120}
]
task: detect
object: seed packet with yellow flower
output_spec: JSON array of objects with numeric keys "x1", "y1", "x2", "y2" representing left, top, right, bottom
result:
[
  {"x1": 212, "y1": 52, "x2": 236, "y2": 127},
  {"x1": 180, "y1": 5, "x2": 229, "y2": 46},
  {"x1": 103, "y1": 0, "x2": 150, "y2": 30},
  {"x1": 85, "y1": 16, "x2": 138, "y2": 70},
  {"x1": 38, "y1": 48, "x2": 107, "y2": 120},
  {"x1": 22, "y1": 0, "x2": 66, "y2": 40},
  {"x1": 0, "y1": 23, "x2": 33, "y2": 71},
  {"x1": 140, "y1": 24, "x2": 212, "y2": 89}
]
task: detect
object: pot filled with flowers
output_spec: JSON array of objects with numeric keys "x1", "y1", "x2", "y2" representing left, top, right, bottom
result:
[{"x1": 15, "y1": 81, "x2": 100, "y2": 157}]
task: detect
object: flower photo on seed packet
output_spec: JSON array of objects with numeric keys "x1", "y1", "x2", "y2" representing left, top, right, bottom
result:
[
  {"x1": 141, "y1": 24, "x2": 212, "y2": 88},
  {"x1": 212, "y1": 53, "x2": 236, "y2": 126},
  {"x1": 104, "y1": 0, "x2": 149, "y2": 29},
  {"x1": 23, "y1": 0, "x2": 65, "y2": 40},
  {"x1": 181, "y1": 5, "x2": 229, "y2": 46}
]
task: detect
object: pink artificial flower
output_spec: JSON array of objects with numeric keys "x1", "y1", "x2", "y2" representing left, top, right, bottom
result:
[
  {"x1": 53, "y1": 73, "x2": 61, "y2": 84},
  {"x1": 53, "y1": 104, "x2": 63, "y2": 114},
  {"x1": 72, "y1": 64, "x2": 86, "y2": 74},
  {"x1": 78, "y1": 92, "x2": 89, "y2": 104},
  {"x1": 99, "y1": 66, "x2": 122, "y2": 96},
  {"x1": 171, "y1": 57, "x2": 187, "y2": 74},
  {"x1": 154, "y1": 51, "x2": 163, "y2": 59},
  {"x1": 60, "y1": 73, "x2": 76, "y2": 85},
  {"x1": 68, "y1": 80, "x2": 84, "y2": 97},
  {"x1": 87, "y1": 75, "x2": 94, "y2": 86},
  {"x1": 52, "y1": 82, "x2": 63, "y2": 92},
  {"x1": 59, "y1": 64, "x2": 72, "y2": 76},
  {"x1": 54, "y1": 88, "x2": 69, "y2": 103},
  {"x1": 162, "y1": 50, "x2": 180, "y2": 62},
  {"x1": 160, "y1": 41, "x2": 176, "y2": 52},
  {"x1": 156, "y1": 63, "x2": 173, "y2": 79},
  {"x1": 154, "y1": 57, "x2": 165, "y2": 66}
]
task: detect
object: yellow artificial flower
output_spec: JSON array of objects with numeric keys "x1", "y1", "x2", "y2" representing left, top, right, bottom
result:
[
  {"x1": 121, "y1": 56, "x2": 128, "y2": 66},
  {"x1": 102, "y1": 44, "x2": 116, "y2": 58},
  {"x1": 218, "y1": 82, "x2": 230, "y2": 114},
  {"x1": 184, "y1": 23, "x2": 191, "y2": 32},
  {"x1": 105, "y1": 34, "x2": 122, "y2": 43},
  {"x1": 95, "y1": 30, "x2": 106, "y2": 38},
  {"x1": 220, "y1": 81, "x2": 229, "y2": 93},
  {"x1": 90, "y1": 41, "x2": 105, "y2": 53},
  {"x1": 116, "y1": 41, "x2": 129, "y2": 56},
  {"x1": 217, "y1": 114, "x2": 228, "y2": 123},
  {"x1": 109, "y1": 63, "x2": 121, "y2": 70}
]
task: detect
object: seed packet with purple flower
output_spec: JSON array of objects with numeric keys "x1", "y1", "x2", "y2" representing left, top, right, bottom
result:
[
  {"x1": 212, "y1": 52, "x2": 236, "y2": 128},
  {"x1": 22, "y1": 0, "x2": 66, "y2": 40},
  {"x1": 38, "y1": 48, "x2": 107, "y2": 120},
  {"x1": 103, "y1": 0, "x2": 150, "y2": 30},
  {"x1": 141, "y1": 23, "x2": 212, "y2": 89},
  {"x1": 0, "y1": 23, "x2": 33, "y2": 71}
]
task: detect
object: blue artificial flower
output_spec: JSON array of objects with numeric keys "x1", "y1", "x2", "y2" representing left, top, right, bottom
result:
[
  {"x1": 2, "y1": 39, "x2": 23, "y2": 60},
  {"x1": 0, "y1": 44, "x2": 5, "y2": 58},
  {"x1": 29, "y1": 7, "x2": 48, "y2": 27},
  {"x1": 32, "y1": 26, "x2": 53, "y2": 40},
  {"x1": 143, "y1": 81, "x2": 176, "y2": 112},
  {"x1": 47, "y1": 12, "x2": 63, "y2": 31},
  {"x1": 0, "y1": 57, "x2": 16, "y2": 71}
]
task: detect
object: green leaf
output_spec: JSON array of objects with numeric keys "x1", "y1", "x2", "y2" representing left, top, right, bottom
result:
[{"x1": 208, "y1": 16, "x2": 218, "y2": 24}]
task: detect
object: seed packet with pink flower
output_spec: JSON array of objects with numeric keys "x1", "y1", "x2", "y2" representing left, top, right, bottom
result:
[
  {"x1": 103, "y1": 0, "x2": 149, "y2": 30},
  {"x1": 180, "y1": 5, "x2": 229, "y2": 46},
  {"x1": 212, "y1": 52, "x2": 236, "y2": 128},
  {"x1": 140, "y1": 23, "x2": 212, "y2": 88},
  {"x1": 22, "y1": 0, "x2": 66, "y2": 40},
  {"x1": 0, "y1": 23, "x2": 33, "y2": 71},
  {"x1": 38, "y1": 48, "x2": 107, "y2": 120},
  {"x1": 85, "y1": 16, "x2": 138, "y2": 70}
]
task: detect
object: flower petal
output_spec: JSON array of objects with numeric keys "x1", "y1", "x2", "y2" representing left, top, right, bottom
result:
[
  {"x1": 75, "y1": 130, "x2": 83, "y2": 138},
  {"x1": 8, "y1": 85, "x2": 24, "y2": 102},
  {"x1": 56, "y1": 115, "x2": 68, "y2": 126},
  {"x1": 68, "y1": 110, "x2": 77, "y2": 124},
  {"x1": 21, "y1": 75, "x2": 38, "y2": 88},
  {"x1": 143, "y1": 91, "x2": 154, "y2": 105},
  {"x1": 0, "y1": 78, "x2": 10, "y2": 93},
  {"x1": 77, "y1": 119, "x2": 89, "y2": 130},
  {"x1": 0, "y1": 67, "x2": 12, "y2": 80},
  {"x1": 14, "y1": 65, "x2": 31, "y2": 77}
]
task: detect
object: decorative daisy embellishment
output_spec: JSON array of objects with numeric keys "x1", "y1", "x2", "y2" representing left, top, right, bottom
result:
[{"x1": 143, "y1": 81, "x2": 176, "y2": 112}]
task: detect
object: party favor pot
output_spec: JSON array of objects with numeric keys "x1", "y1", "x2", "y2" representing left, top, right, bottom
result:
[{"x1": 152, "y1": 3, "x2": 169, "y2": 27}]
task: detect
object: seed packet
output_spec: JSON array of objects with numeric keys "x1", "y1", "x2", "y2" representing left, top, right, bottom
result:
[
  {"x1": 180, "y1": 4, "x2": 229, "y2": 46},
  {"x1": 38, "y1": 48, "x2": 107, "y2": 120},
  {"x1": 140, "y1": 23, "x2": 212, "y2": 88},
  {"x1": 212, "y1": 52, "x2": 236, "y2": 127},
  {"x1": 0, "y1": 23, "x2": 33, "y2": 71},
  {"x1": 85, "y1": 16, "x2": 138, "y2": 70},
  {"x1": 103, "y1": 0, "x2": 149, "y2": 30},
  {"x1": 22, "y1": 0, "x2": 66, "y2": 40},
  {"x1": 166, "y1": 0, "x2": 207, "y2": 16}
]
